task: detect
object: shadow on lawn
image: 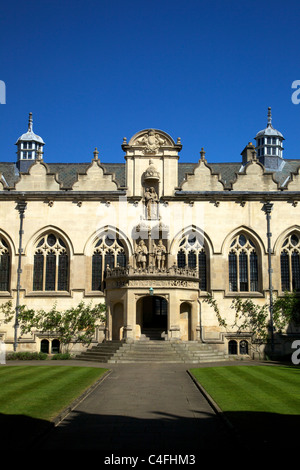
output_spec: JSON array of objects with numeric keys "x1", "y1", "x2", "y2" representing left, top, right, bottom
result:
[
  {"x1": 224, "y1": 410, "x2": 300, "y2": 449},
  {"x1": 2, "y1": 408, "x2": 298, "y2": 451}
]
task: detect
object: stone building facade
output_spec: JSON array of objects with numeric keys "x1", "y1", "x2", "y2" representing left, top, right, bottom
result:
[{"x1": 0, "y1": 109, "x2": 299, "y2": 358}]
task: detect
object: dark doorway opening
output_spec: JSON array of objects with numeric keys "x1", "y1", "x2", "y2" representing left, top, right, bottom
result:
[{"x1": 141, "y1": 295, "x2": 167, "y2": 339}]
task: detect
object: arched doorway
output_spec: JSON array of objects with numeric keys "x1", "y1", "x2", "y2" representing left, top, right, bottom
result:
[
  {"x1": 40, "y1": 339, "x2": 49, "y2": 354},
  {"x1": 137, "y1": 295, "x2": 168, "y2": 340}
]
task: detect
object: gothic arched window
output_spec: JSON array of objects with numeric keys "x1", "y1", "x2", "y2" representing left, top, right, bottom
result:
[
  {"x1": 228, "y1": 234, "x2": 259, "y2": 292},
  {"x1": 0, "y1": 238, "x2": 10, "y2": 291},
  {"x1": 280, "y1": 233, "x2": 300, "y2": 291},
  {"x1": 33, "y1": 234, "x2": 69, "y2": 291},
  {"x1": 92, "y1": 234, "x2": 127, "y2": 291},
  {"x1": 176, "y1": 233, "x2": 207, "y2": 290}
]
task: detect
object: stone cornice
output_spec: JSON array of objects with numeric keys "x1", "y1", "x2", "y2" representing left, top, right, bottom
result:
[
  {"x1": 0, "y1": 190, "x2": 126, "y2": 201},
  {"x1": 172, "y1": 190, "x2": 300, "y2": 202},
  {"x1": 0, "y1": 189, "x2": 299, "y2": 203}
]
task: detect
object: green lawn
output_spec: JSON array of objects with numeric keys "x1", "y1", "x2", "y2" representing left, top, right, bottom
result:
[
  {"x1": 0, "y1": 365, "x2": 108, "y2": 421},
  {"x1": 190, "y1": 365, "x2": 300, "y2": 447}
]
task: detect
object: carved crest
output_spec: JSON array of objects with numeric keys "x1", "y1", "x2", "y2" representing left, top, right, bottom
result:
[
  {"x1": 133, "y1": 129, "x2": 167, "y2": 154},
  {"x1": 122, "y1": 128, "x2": 182, "y2": 156}
]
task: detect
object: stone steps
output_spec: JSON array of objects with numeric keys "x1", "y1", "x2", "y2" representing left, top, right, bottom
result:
[
  {"x1": 109, "y1": 340, "x2": 230, "y2": 363},
  {"x1": 140, "y1": 328, "x2": 166, "y2": 341},
  {"x1": 171, "y1": 342, "x2": 230, "y2": 363},
  {"x1": 76, "y1": 340, "x2": 231, "y2": 364},
  {"x1": 109, "y1": 341, "x2": 179, "y2": 363},
  {"x1": 75, "y1": 340, "x2": 124, "y2": 362}
]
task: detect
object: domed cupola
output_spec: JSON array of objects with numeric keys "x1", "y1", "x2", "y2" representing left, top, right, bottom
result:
[
  {"x1": 15, "y1": 112, "x2": 45, "y2": 172},
  {"x1": 254, "y1": 107, "x2": 284, "y2": 171},
  {"x1": 143, "y1": 159, "x2": 160, "y2": 182}
]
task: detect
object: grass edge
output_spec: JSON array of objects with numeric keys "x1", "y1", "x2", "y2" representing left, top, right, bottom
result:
[{"x1": 52, "y1": 368, "x2": 112, "y2": 426}]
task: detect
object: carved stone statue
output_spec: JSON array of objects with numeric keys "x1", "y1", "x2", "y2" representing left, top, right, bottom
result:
[
  {"x1": 144, "y1": 186, "x2": 158, "y2": 219},
  {"x1": 154, "y1": 239, "x2": 167, "y2": 269},
  {"x1": 135, "y1": 240, "x2": 148, "y2": 269}
]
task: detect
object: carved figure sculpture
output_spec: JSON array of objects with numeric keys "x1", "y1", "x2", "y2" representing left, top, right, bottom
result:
[
  {"x1": 154, "y1": 239, "x2": 167, "y2": 269},
  {"x1": 144, "y1": 186, "x2": 158, "y2": 219},
  {"x1": 135, "y1": 240, "x2": 148, "y2": 269}
]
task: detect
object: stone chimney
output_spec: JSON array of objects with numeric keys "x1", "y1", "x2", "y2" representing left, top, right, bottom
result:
[{"x1": 241, "y1": 142, "x2": 256, "y2": 165}]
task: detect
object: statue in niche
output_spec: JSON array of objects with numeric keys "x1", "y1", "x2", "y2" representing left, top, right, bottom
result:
[
  {"x1": 144, "y1": 186, "x2": 158, "y2": 219},
  {"x1": 135, "y1": 240, "x2": 148, "y2": 269},
  {"x1": 154, "y1": 239, "x2": 167, "y2": 269}
]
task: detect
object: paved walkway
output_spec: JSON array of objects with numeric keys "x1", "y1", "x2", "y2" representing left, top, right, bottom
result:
[{"x1": 34, "y1": 360, "x2": 246, "y2": 452}]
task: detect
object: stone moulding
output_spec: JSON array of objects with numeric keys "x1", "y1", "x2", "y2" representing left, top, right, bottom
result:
[{"x1": 105, "y1": 265, "x2": 200, "y2": 290}]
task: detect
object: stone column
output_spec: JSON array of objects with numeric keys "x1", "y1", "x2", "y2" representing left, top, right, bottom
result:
[
  {"x1": 168, "y1": 292, "x2": 180, "y2": 341},
  {"x1": 106, "y1": 303, "x2": 112, "y2": 341},
  {"x1": 124, "y1": 290, "x2": 135, "y2": 342},
  {"x1": 191, "y1": 300, "x2": 198, "y2": 341}
]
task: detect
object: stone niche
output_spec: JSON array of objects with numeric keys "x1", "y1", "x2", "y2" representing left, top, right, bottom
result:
[{"x1": 122, "y1": 128, "x2": 182, "y2": 198}]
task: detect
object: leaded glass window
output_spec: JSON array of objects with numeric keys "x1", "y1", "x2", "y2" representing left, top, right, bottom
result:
[
  {"x1": 33, "y1": 234, "x2": 69, "y2": 291},
  {"x1": 92, "y1": 234, "x2": 127, "y2": 291},
  {"x1": 92, "y1": 252, "x2": 102, "y2": 291},
  {"x1": 177, "y1": 250, "x2": 186, "y2": 268},
  {"x1": 154, "y1": 297, "x2": 168, "y2": 316},
  {"x1": 198, "y1": 251, "x2": 207, "y2": 291},
  {"x1": 229, "y1": 234, "x2": 259, "y2": 292},
  {"x1": 188, "y1": 251, "x2": 196, "y2": 268},
  {"x1": 176, "y1": 233, "x2": 208, "y2": 290},
  {"x1": 0, "y1": 238, "x2": 10, "y2": 291},
  {"x1": 281, "y1": 234, "x2": 300, "y2": 291},
  {"x1": 229, "y1": 252, "x2": 237, "y2": 292}
]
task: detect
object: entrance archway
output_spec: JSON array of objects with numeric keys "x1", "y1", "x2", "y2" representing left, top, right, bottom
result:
[{"x1": 137, "y1": 295, "x2": 168, "y2": 340}]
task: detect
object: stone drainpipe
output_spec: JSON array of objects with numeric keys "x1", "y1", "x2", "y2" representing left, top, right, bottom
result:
[{"x1": 14, "y1": 200, "x2": 27, "y2": 352}]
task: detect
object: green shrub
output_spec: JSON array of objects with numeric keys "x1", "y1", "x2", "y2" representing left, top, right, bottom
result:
[
  {"x1": 51, "y1": 353, "x2": 71, "y2": 360},
  {"x1": 7, "y1": 351, "x2": 48, "y2": 360}
]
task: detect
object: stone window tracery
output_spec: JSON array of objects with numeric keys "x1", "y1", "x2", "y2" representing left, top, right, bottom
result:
[
  {"x1": 228, "y1": 234, "x2": 258, "y2": 292},
  {"x1": 92, "y1": 234, "x2": 126, "y2": 291},
  {"x1": 280, "y1": 233, "x2": 300, "y2": 291},
  {"x1": 177, "y1": 233, "x2": 207, "y2": 290},
  {"x1": 33, "y1": 234, "x2": 69, "y2": 291}
]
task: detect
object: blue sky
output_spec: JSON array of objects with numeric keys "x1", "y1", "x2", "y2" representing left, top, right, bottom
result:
[{"x1": 1, "y1": 0, "x2": 300, "y2": 165}]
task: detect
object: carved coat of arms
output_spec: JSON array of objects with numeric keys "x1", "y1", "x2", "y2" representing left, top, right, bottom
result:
[{"x1": 134, "y1": 130, "x2": 167, "y2": 154}]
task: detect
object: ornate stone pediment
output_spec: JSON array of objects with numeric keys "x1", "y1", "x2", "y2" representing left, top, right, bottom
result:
[
  {"x1": 134, "y1": 130, "x2": 167, "y2": 154},
  {"x1": 122, "y1": 129, "x2": 182, "y2": 155}
]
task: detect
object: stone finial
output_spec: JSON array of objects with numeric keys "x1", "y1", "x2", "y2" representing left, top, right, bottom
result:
[
  {"x1": 93, "y1": 147, "x2": 99, "y2": 160},
  {"x1": 267, "y1": 107, "x2": 272, "y2": 127},
  {"x1": 28, "y1": 112, "x2": 33, "y2": 132},
  {"x1": 200, "y1": 147, "x2": 206, "y2": 162}
]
